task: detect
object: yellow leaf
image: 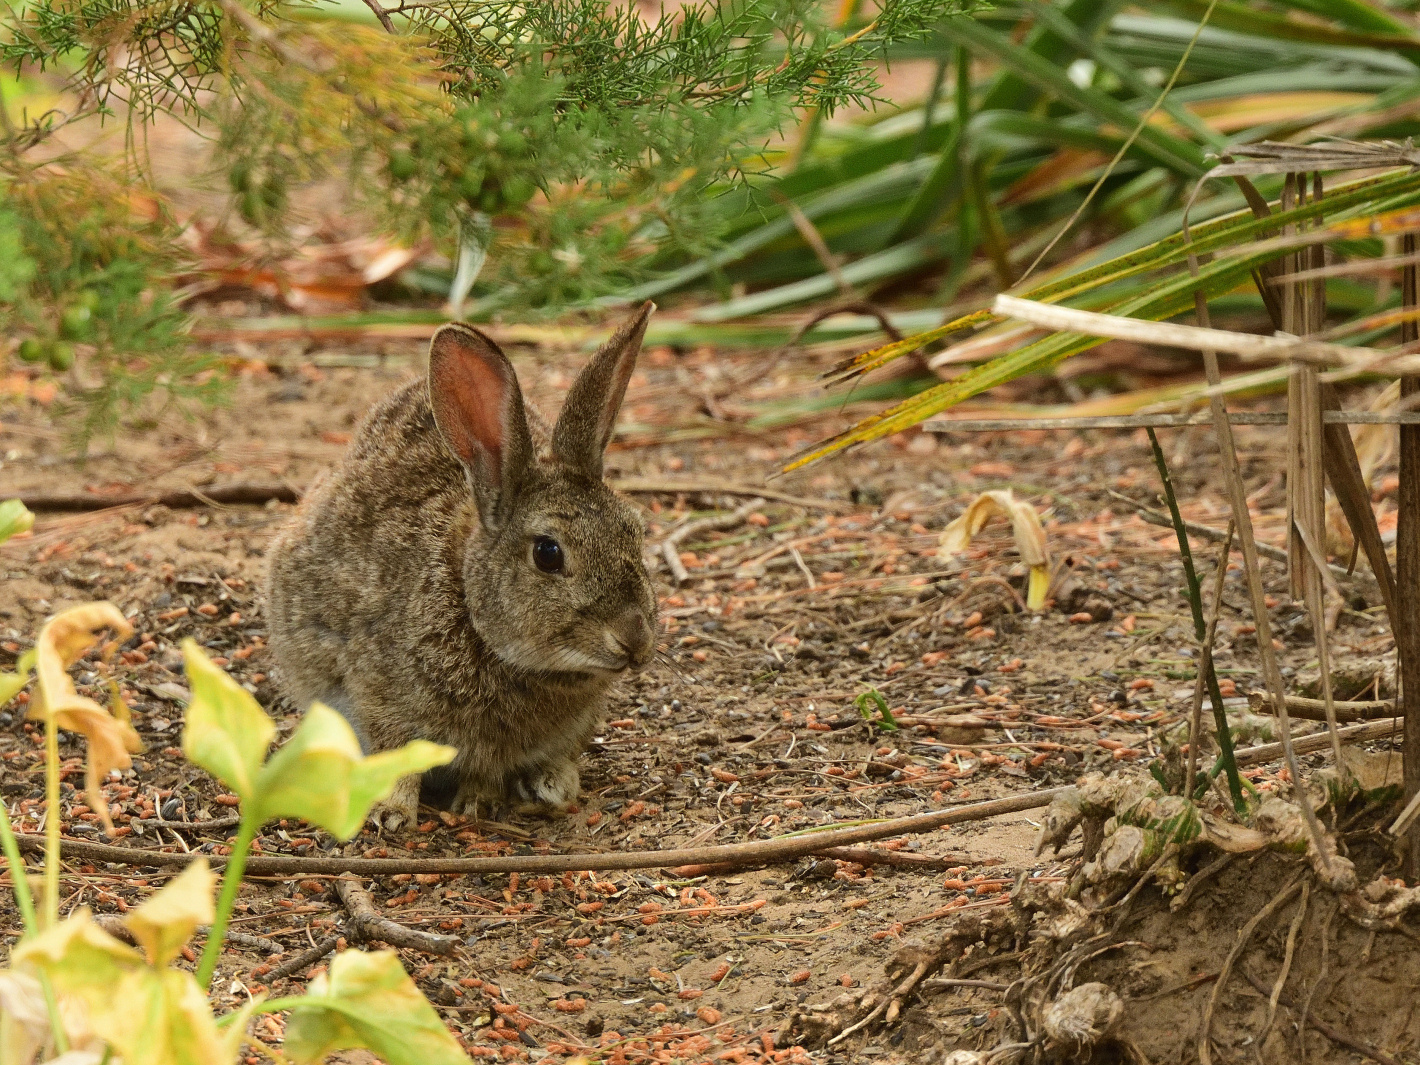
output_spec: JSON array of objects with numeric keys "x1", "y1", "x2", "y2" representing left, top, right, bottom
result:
[
  {"x1": 29, "y1": 604, "x2": 141, "y2": 833},
  {"x1": 180, "y1": 640, "x2": 276, "y2": 803},
  {"x1": 12, "y1": 910, "x2": 143, "y2": 997},
  {"x1": 88, "y1": 968, "x2": 254, "y2": 1065},
  {"x1": 939, "y1": 491, "x2": 1052, "y2": 611},
  {"x1": 124, "y1": 860, "x2": 216, "y2": 968}
]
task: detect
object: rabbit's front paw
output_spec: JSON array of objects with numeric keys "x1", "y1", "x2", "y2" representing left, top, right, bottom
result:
[
  {"x1": 508, "y1": 759, "x2": 580, "y2": 812},
  {"x1": 369, "y1": 774, "x2": 420, "y2": 831}
]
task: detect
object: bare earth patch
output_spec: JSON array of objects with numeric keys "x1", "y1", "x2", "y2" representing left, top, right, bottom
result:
[{"x1": 0, "y1": 328, "x2": 1407, "y2": 1063}]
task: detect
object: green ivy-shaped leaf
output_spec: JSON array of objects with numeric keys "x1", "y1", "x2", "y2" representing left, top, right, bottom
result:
[
  {"x1": 180, "y1": 641, "x2": 454, "y2": 838},
  {"x1": 284, "y1": 950, "x2": 467, "y2": 1065},
  {"x1": 181, "y1": 639, "x2": 275, "y2": 801},
  {"x1": 0, "y1": 500, "x2": 34, "y2": 546}
]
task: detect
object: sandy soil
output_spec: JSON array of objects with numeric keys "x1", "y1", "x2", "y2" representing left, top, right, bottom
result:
[{"x1": 0, "y1": 321, "x2": 1409, "y2": 1064}]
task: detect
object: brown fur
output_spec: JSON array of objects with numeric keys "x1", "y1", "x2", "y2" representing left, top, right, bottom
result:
[{"x1": 264, "y1": 304, "x2": 658, "y2": 827}]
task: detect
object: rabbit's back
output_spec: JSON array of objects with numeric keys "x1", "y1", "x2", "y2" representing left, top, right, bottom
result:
[{"x1": 266, "y1": 380, "x2": 480, "y2": 724}]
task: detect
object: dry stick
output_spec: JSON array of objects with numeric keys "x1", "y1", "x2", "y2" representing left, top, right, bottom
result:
[
  {"x1": 1186, "y1": 524, "x2": 1235, "y2": 792},
  {"x1": 1284, "y1": 172, "x2": 1344, "y2": 771},
  {"x1": 1185, "y1": 247, "x2": 1333, "y2": 876},
  {"x1": 1248, "y1": 694, "x2": 1397, "y2": 723},
  {"x1": 1234, "y1": 718, "x2": 1399, "y2": 767},
  {"x1": 11, "y1": 787, "x2": 1070, "y2": 875},
  {"x1": 18, "y1": 723, "x2": 1404, "y2": 878},
  {"x1": 1197, "y1": 876, "x2": 1305, "y2": 1065},
  {"x1": 1239, "y1": 966, "x2": 1399, "y2": 1065},
  {"x1": 1398, "y1": 230, "x2": 1420, "y2": 881},
  {"x1": 263, "y1": 934, "x2": 342, "y2": 982},
  {"x1": 334, "y1": 879, "x2": 460, "y2": 956},
  {"x1": 17, "y1": 483, "x2": 302, "y2": 513},
  {"x1": 658, "y1": 497, "x2": 766, "y2": 586},
  {"x1": 16, "y1": 479, "x2": 841, "y2": 515}
]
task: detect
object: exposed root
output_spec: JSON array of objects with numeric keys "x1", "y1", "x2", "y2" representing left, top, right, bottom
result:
[
  {"x1": 335, "y1": 878, "x2": 461, "y2": 956},
  {"x1": 1197, "y1": 874, "x2": 1306, "y2": 1065}
]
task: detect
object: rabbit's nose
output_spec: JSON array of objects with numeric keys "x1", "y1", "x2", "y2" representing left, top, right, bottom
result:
[{"x1": 609, "y1": 610, "x2": 653, "y2": 666}]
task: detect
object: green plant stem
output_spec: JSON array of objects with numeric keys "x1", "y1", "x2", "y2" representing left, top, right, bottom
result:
[
  {"x1": 29, "y1": 719, "x2": 71, "y2": 1056},
  {"x1": 0, "y1": 798, "x2": 69, "y2": 1054},
  {"x1": 1146, "y1": 427, "x2": 1245, "y2": 811},
  {"x1": 197, "y1": 816, "x2": 258, "y2": 990},
  {"x1": 217, "y1": 996, "x2": 309, "y2": 1025},
  {"x1": 0, "y1": 798, "x2": 39, "y2": 936},
  {"x1": 43, "y1": 714, "x2": 59, "y2": 928}
]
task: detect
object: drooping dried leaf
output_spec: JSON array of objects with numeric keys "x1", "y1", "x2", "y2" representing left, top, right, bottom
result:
[
  {"x1": 939, "y1": 490, "x2": 1051, "y2": 609},
  {"x1": 29, "y1": 604, "x2": 141, "y2": 833}
]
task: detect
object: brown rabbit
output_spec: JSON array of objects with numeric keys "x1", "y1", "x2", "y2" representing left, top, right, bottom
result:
[{"x1": 264, "y1": 303, "x2": 659, "y2": 828}]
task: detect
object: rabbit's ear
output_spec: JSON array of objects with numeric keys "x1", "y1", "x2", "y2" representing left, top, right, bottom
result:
[
  {"x1": 551, "y1": 301, "x2": 654, "y2": 479},
  {"x1": 429, "y1": 324, "x2": 533, "y2": 525}
]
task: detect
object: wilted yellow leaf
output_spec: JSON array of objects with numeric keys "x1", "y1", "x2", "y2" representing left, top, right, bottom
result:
[
  {"x1": 124, "y1": 860, "x2": 216, "y2": 968},
  {"x1": 30, "y1": 604, "x2": 141, "y2": 832},
  {"x1": 284, "y1": 950, "x2": 466, "y2": 1065},
  {"x1": 939, "y1": 490, "x2": 1051, "y2": 610},
  {"x1": 12, "y1": 911, "x2": 142, "y2": 997},
  {"x1": 180, "y1": 639, "x2": 276, "y2": 804},
  {"x1": 88, "y1": 968, "x2": 254, "y2": 1065}
]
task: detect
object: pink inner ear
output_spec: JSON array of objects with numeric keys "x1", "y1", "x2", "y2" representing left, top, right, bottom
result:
[{"x1": 430, "y1": 332, "x2": 510, "y2": 474}]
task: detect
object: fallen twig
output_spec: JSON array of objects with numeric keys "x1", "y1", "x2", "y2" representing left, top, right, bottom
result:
[
  {"x1": 335, "y1": 879, "x2": 461, "y2": 956},
  {"x1": 263, "y1": 934, "x2": 342, "y2": 982},
  {"x1": 14, "y1": 788, "x2": 1068, "y2": 874},
  {"x1": 1247, "y1": 693, "x2": 1398, "y2": 722},
  {"x1": 1233, "y1": 718, "x2": 1400, "y2": 766},
  {"x1": 659, "y1": 497, "x2": 766, "y2": 585},
  {"x1": 18, "y1": 483, "x2": 300, "y2": 512},
  {"x1": 16, "y1": 479, "x2": 843, "y2": 515}
]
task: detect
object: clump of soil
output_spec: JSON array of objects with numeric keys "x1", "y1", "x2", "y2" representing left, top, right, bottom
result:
[{"x1": 790, "y1": 812, "x2": 1417, "y2": 1064}]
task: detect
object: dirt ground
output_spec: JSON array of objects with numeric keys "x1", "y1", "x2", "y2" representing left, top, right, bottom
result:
[{"x1": 0, "y1": 322, "x2": 1411, "y2": 1064}]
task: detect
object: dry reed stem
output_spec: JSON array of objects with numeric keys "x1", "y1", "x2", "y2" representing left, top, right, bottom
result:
[
  {"x1": 1186, "y1": 523, "x2": 1234, "y2": 791},
  {"x1": 1183, "y1": 243, "x2": 1333, "y2": 872},
  {"x1": 1283, "y1": 173, "x2": 1344, "y2": 769}
]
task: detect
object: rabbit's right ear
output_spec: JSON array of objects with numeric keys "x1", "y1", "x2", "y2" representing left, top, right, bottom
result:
[{"x1": 428, "y1": 324, "x2": 533, "y2": 527}]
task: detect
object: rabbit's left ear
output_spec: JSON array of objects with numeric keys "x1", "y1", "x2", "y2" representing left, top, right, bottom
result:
[{"x1": 551, "y1": 301, "x2": 653, "y2": 480}]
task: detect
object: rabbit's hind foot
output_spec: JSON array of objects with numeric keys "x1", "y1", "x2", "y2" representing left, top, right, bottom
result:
[
  {"x1": 508, "y1": 759, "x2": 581, "y2": 814},
  {"x1": 369, "y1": 773, "x2": 420, "y2": 831}
]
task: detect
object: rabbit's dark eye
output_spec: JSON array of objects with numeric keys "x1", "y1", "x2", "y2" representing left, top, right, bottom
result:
[{"x1": 532, "y1": 536, "x2": 564, "y2": 574}]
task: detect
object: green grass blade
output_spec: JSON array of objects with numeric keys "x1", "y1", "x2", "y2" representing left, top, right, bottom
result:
[{"x1": 941, "y1": 14, "x2": 1206, "y2": 177}]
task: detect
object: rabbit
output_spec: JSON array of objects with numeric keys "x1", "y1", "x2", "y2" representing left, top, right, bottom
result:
[{"x1": 264, "y1": 302, "x2": 659, "y2": 829}]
